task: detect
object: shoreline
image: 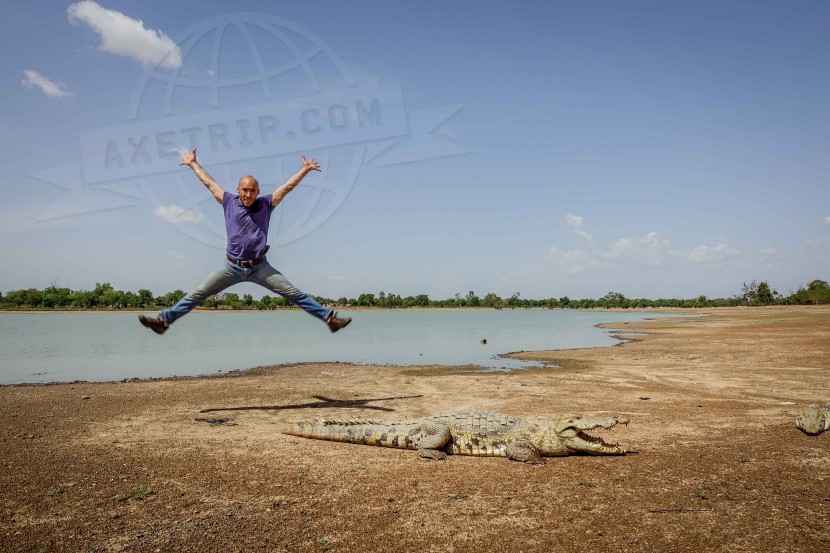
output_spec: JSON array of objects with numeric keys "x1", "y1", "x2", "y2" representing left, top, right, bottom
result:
[{"x1": 2, "y1": 305, "x2": 829, "y2": 551}]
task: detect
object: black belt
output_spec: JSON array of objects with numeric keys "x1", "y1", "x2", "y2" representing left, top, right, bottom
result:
[{"x1": 227, "y1": 255, "x2": 266, "y2": 268}]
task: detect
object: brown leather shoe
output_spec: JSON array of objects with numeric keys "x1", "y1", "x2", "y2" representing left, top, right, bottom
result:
[
  {"x1": 326, "y1": 312, "x2": 352, "y2": 333},
  {"x1": 138, "y1": 314, "x2": 169, "y2": 335}
]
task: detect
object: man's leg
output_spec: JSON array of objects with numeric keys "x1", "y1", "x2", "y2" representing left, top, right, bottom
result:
[
  {"x1": 251, "y1": 262, "x2": 331, "y2": 320},
  {"x1": 251, "y1": 262, "x2": 351, "y2": 332},
  {"x1": 139, "y1": 261, "x2": 243, "y2": 334},
  {"x1": 161, "y1": 261, "x2": 243, "y2": 325}
]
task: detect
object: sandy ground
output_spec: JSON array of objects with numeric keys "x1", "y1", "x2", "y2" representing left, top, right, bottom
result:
[{"x1": 1, "y1": 306, "x2": 829, "y2": 552}]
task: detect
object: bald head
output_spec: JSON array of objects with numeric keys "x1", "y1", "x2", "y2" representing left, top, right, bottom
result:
[
  {"x1": 237, "y1": 175, "x2": 260, "y2": 207},
  {"x1": 238, "y1": 175, "x2": 259, "y2": 189}
]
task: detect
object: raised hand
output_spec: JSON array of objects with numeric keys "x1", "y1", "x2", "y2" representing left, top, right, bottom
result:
[
  {"x1": 301, "y1": 155, "x2": 321, "y2": 172},
  {"x1": 180, "y1": 148, "x2": 197, "y2": 167}
]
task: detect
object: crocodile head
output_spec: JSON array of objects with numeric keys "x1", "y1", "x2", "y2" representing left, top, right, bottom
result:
[
  {"x1": 554, "y1": 414, "x2": 629, "y2": 455},
  {"x1": 796, "y1": 405, "x2": 829, "y2": 436}
]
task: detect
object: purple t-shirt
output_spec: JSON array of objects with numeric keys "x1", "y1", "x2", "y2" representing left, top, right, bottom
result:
[{"x1": 223, "y1": 191, "x2": 275, "y2": 260}]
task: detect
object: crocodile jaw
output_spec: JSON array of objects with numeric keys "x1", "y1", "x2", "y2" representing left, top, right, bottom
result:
[
  {"x1": 556, "y1": 414, "x2": 629, "y2": 455},
  {"x1": 796, "y1": 409, "x2": 827, "y2": 435}
]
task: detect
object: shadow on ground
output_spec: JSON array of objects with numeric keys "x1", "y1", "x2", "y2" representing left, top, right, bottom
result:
[{"x1": 198, "y1": 394, "x2": 423, "y2": 414}]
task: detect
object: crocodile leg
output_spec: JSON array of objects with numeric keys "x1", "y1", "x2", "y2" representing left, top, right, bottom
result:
[
  {"x1": 415, "y1": 421, "x2": 452, "y2": 461},
  {"x1": 505, "y1": 442, "x2": 546, "y2": 465}
]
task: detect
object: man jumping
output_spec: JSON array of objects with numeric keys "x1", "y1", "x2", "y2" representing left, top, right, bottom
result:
[{"x1": 138, "y1": 148, "x2": 351, "y2": 335}]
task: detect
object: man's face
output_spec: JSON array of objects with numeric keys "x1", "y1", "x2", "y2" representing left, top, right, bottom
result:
[{"x1": 237, "y1": 176, "x2": 259, "y2": 207}]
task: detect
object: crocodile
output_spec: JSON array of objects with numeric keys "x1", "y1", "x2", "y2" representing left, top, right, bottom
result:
[
  {"x1": 796, "y1": 402, "x2": 830, "y2": 436},
  {"x1": 282, "y1": 410, "x2": 629, "y2": 463}
]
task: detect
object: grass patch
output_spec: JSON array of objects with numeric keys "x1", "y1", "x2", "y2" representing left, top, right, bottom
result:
[{"x1": 117, "y1": 485, "x2": 155, "y2": 501}]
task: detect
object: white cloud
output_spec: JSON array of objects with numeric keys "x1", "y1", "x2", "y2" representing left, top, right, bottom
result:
[
  {"x1": 803, "y1": 237, "x2": 830, "y2": 251},
  {"x1": 153, "y1": 205, "x2": 204, "y2": 224},
  {"x1": 688, "y1": 242, "x2": 739, "y2": 264},
  {"x1": 510, "y1": 217, "x2": 753, "y2": 297},
  {"x1": 21, "y1": 70, "x2": 73, "y2": 99},
  {"x1": 533, "y1": 229, "x2": 672, "y2": 278},
  {"x1": 564, "y1": 213, "x2": 583, "y2": 228},
  {"x1": 823, "y1": 216, "x2": 830, "y2": 226},
  {"x1": 165, "y1": 250, "x2": 184, "y2": 260},
  {"x1": 67, "y1": 1, "x2": 182, "y2": 69},
  {"x1": 604, "y1": 231, "x2": 671, "y2": 267},
  {"x1": 761, "y1": 247, "x2": 778, "y2": 260},
  {"x1": 565, "y1": 213, "x2": 593, "y2": 242}
]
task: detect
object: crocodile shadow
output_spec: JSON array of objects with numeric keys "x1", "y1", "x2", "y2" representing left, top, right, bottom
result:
[{"x1": 199, "y1": 394, "x2": 423, "y2": 414}]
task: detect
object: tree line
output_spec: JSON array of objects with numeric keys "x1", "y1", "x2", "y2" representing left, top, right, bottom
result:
[{"x1": 1, "y1": 279, "x2": 828, "y2": 311}]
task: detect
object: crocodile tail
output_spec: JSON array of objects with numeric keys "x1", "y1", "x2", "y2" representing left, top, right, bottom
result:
[{"x1": 282, "y1": 420, "x2": 415, "y2": 449}]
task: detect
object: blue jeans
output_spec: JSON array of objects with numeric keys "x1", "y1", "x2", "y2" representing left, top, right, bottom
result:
[{"x1": 160, "y1": 260, "x2": 333, "y2": 325}]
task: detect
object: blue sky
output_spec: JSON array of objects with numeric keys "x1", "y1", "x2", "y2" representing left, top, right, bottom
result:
[{"x1": 1, "y1": 1, "x2": 828, "y2": 301}]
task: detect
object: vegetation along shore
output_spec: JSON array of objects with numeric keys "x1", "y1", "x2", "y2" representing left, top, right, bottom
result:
[{"x1": 2, "y1": 278, "x2": 828, "y2": 311}]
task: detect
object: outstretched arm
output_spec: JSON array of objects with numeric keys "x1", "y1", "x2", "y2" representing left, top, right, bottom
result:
[
  {"x1": 180, "y1": 149, "x2": 225, "y2": 205},
  {"x1": 271, "y1": 155, "x2": 322, "y2": 207}
]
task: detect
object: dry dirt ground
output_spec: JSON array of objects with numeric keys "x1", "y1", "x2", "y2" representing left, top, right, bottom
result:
[{"x1": 1, "y1": 306, "x2": 829, "y2": 552}]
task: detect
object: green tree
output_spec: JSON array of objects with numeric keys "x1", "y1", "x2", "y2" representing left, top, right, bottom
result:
[
  {"x1": 158, "y1": 289, "x2": 186, "y2": 307},
  {"x1": 387, "y1": 293, "x2": 403, "y2": 308},
  {"x1": 807, "y1": 279, "x2": 830, "y2": 304},
  {"x1": 72, "y1": 290, "x2": 94, "y2": 308},
  {"x1": 600, "y1": 291, "x2": 629, "y2": 308},
  {"x1": 42, "y1": 285, "x2": 71, "y2": 308},
  {"x1": 4, "y1": 289, "x2": 27, "y2": 307},
  {"x1": 100, "y1": 288, "x2": 118, "y2": 308},
  {"x1": 481, "y1": 292, "x2": 504, "y2": 309},
  {"x1": 92, "y1": 282, "x2": 114, "y2": 307},
  {"x1": 137, "y1": 289, "x2": 154, "y2": 307},
  {"x1": 224, "y1": 293, "x2": 240, "y2": 309},
  {"x1": 741, "y1": 280, "x2": 758, "y2": 305},
  {"x1": 755, "y1": 281, "x2": 775, "y2": 305},
  {"x1": 24, "y1": 288, "x2": 43, "y2": 307}
]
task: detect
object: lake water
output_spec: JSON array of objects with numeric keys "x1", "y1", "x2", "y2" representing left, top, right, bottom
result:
[{"x1": 0, "y1": 310, "x2": 673, "y2": 384}]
